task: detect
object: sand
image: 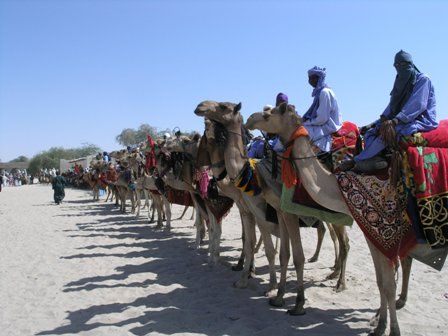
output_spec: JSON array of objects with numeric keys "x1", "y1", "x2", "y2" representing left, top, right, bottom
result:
[{"x1": 0, "y1": 184, "x2": 447, "y2": 335}]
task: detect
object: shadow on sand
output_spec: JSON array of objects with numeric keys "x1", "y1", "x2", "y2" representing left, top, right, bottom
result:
[{"x1": 37, "y1": 202, "x2": 373, "y2": 336}]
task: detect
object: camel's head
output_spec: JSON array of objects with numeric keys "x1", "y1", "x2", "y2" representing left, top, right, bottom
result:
[
  {"x1": 194, "y1": 100, "x2": 242, "y2": 126},
  {"x1": 164, "y1": 135, "x2": 197, "y2": 153},
  {"x1": 246, "y1": 103, "x2": 302, "y2": 135},
  {"x1": 204, "y1": 118, "x2": 216, "y2": 142}
]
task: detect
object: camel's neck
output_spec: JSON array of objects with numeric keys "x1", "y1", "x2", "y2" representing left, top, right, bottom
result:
[
  {"x1": 223, "y1": 124, "x2": 247, "y2": 180},
  {"x1": 207, "y1": 143, "x2": 226, "y2": 179},
  {"x1": 293, "y1": 136, "x2": 350, "y2": 215}
]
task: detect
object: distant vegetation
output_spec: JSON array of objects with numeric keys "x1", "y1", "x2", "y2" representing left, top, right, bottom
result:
[
  {"x1": 115, "y1": 123, "x2": 197, "y2": 147},
  {"x1": 28, "y1": 143, "x2": 101, "y2": 174},
  {"x1": 9, "y1": 156, "x2": 29, "y2": 163}
]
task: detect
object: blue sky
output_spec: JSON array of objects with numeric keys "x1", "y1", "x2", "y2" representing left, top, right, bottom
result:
[{"x1": 1, "y1": 0, "x2": 447, "y2": 161}]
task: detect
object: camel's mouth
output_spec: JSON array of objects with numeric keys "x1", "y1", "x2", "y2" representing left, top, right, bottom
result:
[
  {"x1": 245, "y1": 112, "x2": 264, "y2": 130},
  {"x1": 194, "y1": 101, "x2": 216, "y2": 117}
]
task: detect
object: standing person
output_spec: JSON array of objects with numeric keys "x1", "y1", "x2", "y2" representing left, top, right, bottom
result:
[
  {"x1": 51, "y1": 171, "x2": 66, "y2": 205},
  {"x1": 302, "y1": 66, "x2": 342, "y2": 153}
]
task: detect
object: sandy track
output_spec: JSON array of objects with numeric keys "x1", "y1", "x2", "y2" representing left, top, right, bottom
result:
[{"x1": 0, "y1": 184, "x2": 446, "y2": 335}]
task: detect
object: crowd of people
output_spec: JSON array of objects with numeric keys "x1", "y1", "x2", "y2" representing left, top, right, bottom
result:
[{"x1": 0, "y1": 169, "x2": 32, "y2": 190}]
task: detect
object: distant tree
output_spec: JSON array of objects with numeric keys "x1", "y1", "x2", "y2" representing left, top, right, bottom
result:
[
  {"x1": 116, "y1": 124, "x2": 158, "y2": 147},
  {"x1": 28, "y1": 144, "x2": 101, "y2": 175},
  {"x1": 9, "y1": 155, "x2": 29, "y2": 163}
]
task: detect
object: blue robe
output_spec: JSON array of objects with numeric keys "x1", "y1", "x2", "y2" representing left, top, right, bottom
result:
[{"x1": 355, "y1": 73, "x2": 438, "y2": 162}]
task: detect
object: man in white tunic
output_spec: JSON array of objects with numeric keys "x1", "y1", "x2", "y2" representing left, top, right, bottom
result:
[{"x1": 302, "y1": 66, "x2": 342, "y2": 152}]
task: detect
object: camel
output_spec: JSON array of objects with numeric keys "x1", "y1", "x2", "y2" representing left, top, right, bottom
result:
[
  {"x1": 194, "y1": 101, "x2": 350, "y2": 303},
  {"x1": 162, "y1": 132, "x2": 251, "y2": 267},
  {"x1": 159, "y1": 135, "x2": 216, "y2": 246},
  {"x1": 82, "y1": 169, "x2": 101, "y2": 201},
  {"x1": 246, "y1": 102, "x2": 416, "y2": 335}
]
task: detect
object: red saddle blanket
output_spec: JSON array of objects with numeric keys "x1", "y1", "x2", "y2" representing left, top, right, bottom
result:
[
  {"x1": 401, "y1": 120, "x2": 448, "y2": 248},
  {"x1": 332, "y1": 121, "x2": 360, "y2": 171},
  {"x1": 166, "y1": 186, "x2": 193, "y2": 206}
]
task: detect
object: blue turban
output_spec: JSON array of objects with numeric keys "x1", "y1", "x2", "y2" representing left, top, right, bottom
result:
[
  {"x1": 276, "y1": 92, "x2": 288, "y2": 106},
  {"x1": 303, "y1": 66, "x2": 329, "y2": 121},
  {"x1": 307, "y1": 66, "x2": 327, "y2": 97}
]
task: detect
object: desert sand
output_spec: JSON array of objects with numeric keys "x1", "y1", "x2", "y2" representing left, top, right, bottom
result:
[{"x1": 0, "y1": 184, "x2": 447, "y2": 335}]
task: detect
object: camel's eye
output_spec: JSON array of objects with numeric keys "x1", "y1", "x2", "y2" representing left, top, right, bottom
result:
[{"x1": 263, "y1": 112, "x2": 270, "y2": 120}]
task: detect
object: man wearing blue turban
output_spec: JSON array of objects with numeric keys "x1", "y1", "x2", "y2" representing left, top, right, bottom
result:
[
  {"x1": 350, "y1": 50, "x2": 438, "y2": 172},
  {"x1": 302, "y1": 66, "x2": 342, "y2": 152}
]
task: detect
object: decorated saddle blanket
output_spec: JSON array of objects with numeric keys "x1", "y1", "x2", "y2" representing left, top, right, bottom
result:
[
  {"x1": 166, "y1": 185, "x2": 193, "y2": 206},
  {"x1": 401, "y1": 119, "x2": 448, "y2": 249},
  {"x1": 205, "y1": 196, "x2": 234, "y2": 224},
  {"x1": 281, "y1": 184, "x2": 353, "y2": 227},
  {"x1": 336, "y1": 171, "x2": 417, "y2": 263},
  {"x1": 234, "y1": 159, "x2": 262, "y2": 196}
]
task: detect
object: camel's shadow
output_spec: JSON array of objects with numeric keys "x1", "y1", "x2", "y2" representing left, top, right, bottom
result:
[{"x1": 36, "y1": 213, "x2": 373, "y2": 336}]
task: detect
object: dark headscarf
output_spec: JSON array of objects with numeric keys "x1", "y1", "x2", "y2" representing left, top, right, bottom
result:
[
  {"x1": 389, "y1": 50, "x2": 421, "y2": 118},
  {"x1": 276, "y1": 93, "x2": 288, "y2": 107}
]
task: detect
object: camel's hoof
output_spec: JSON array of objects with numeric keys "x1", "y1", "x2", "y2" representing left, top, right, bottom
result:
[
  {"x1": 335, "y1": 282, "x2": 347, "y2": 292},
  {"x1": 287, "y1": 307, "x2": 306, "y2": 316},
  {"x1": 389, "y1": 327, "x2": 401, "y2": 336},
  {"x1": 308, "y1": 256, "x2": 318, "y2": 263},
  {"x1": 231, "y1": 261, "x2": 244, "y2": 272},
  {"x1": 148, "y1": 219, "x2": 155, "y2": 224},
  {"x1": 395, "y1": 297, "x2": 406, "y2": 310},
  {"x1": 233, "y1": 279, "x2": 248, "y2": 289},
  {"x1": 326, "y1": 271, "x2": 339, "y2": 280},
  {"x1": 369, "y1": 319, "x2": 387, "y2": 336},
  {"x1": 269, "y1": 297, "x2": 285, "y2": 307},
  {"x1": 369, "y1": 311, "x2": 380, "y2": 327}
]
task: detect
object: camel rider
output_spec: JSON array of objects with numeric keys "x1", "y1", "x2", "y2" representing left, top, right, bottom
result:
[
  {"x1": 303, "y1": 66, "x2": 342, "y2": 153},
  {"x1": 267, "y1": 93, "x2": 289, "y2": 153},
  {"x1": 347, "y1": 50, "x2": 438, "y2": 172}
]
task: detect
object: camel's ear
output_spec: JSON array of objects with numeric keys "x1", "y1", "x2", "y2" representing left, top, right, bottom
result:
[
  {"x1": 279, "y1": 102, "x2": 288, "y2": 115},
  {"x1": 233, "y1": 102, "x2": 242, "y2": 114}
]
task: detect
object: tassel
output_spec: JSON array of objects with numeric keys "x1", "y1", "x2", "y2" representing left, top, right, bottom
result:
[
  {"x1": 390, "y1": 150, "x2": 403, "y2": 188},
  {"x1": 379, "y1": 120, "x2": 399, "y2": 149}
]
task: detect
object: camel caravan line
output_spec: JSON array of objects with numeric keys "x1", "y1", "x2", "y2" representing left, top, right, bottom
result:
[{"x1": 69, "y1": 101, "x2": 447, "y2": 336}]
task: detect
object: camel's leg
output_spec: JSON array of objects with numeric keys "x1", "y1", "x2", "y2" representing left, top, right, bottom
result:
[
  {"x1": 142, "y1": 190, "x2": 150, "y2": 209},
  {"x1": 367, "y1": 241, "x2": 397, "y2": 336},
  {"x1": 258, "y1": 226, "x2": 277, "y2": 294},
  {"x1": 130, "y1": 190, "x2": 137, "y2": 214},
  {"x1": 142, "y1": 189, "x2": 150, "y2": 220},
  {"x1": 327, "y1": 222, "x2": 340, "y2": 269},
  {"x1": 234, "y1": 214, "x2": 256, "y2": 288},
  {"x1": 232, "y1": 211, "x2": 247, "y2": 272},
  {"x1": 308, "y1": 220, "x2": 325, "y2": 263},
  {"x1": 254, "y1": 234, "x2": 263, "y2": 254},
  {"x1": 284, "y1": 213, "x2": 306, "y2": 315},
  {"x1": 332, "y1": 224, "x2": 349, "y2": 292},
  {"x1": 208, "y1": 211, "x2": 221, "y2": 265},
  {"x1": 162, "y1": 196, "x2": 172, "y2": 231},
  {"x1": 105, "y1": 186, "x2": 110, "y2": 202},
  {"x1": 396, "y1": 256, "x2": 412, "y2": 309},
  {"x1": 150, "y1": 200, "x2": 156, "y2": 223},
  {"x1": 177, "y1": 205, "x2": 189, "y2": 220},
  {"x1": 135, "y1": 188, "x2": 141, "y2": 218},
  {"x1": 269, "y1": 216, "x2": 289, "y2": 307},
  {"x1": 152, "y1": 195, "x2": 163, "y2": 229},
  {"x1": 192, "y1": 205, "x2": 205, "y2": 247}
]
